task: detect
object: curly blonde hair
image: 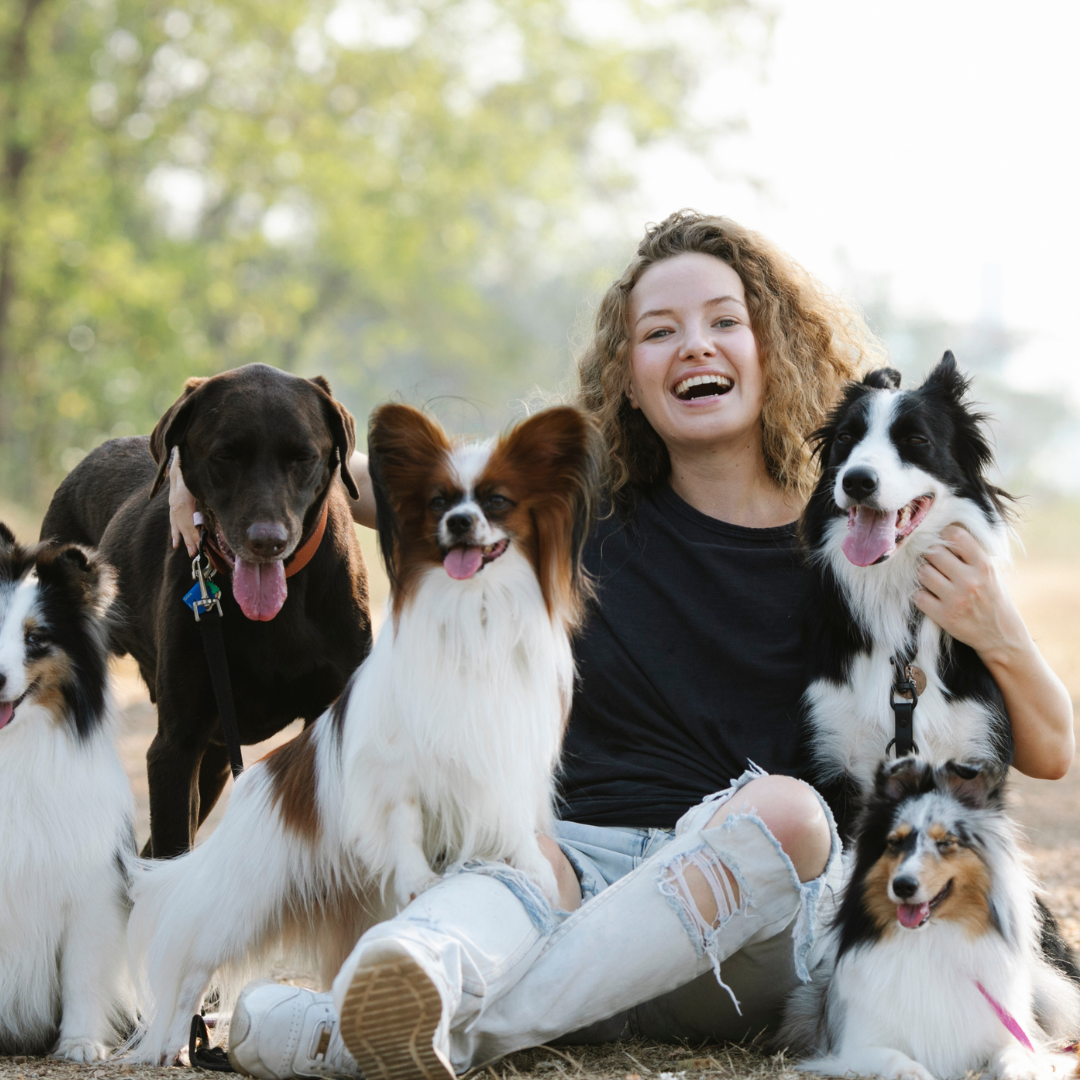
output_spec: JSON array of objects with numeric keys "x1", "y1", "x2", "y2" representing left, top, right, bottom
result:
[{"x1": 576, "y1": 210, "x2": 885, "y2": 508}]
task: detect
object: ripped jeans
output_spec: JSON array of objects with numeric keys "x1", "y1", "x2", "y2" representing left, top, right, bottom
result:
[{"x1": 333, "y1": 769, "x2": 844, "y2": 1072}]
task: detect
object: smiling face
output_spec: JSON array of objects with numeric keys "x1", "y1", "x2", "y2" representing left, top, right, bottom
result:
[{"x1": 626, "y1": 252, "x2": 764, "y2": 458}]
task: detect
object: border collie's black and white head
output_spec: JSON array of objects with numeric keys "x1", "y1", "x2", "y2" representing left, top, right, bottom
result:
[
  {"x1": 0, "y1": 524, "x2": 116, "y2": 740},
  {"x1": 804, "y1": 352, "x2": 1011, "y2": 571},
  {"x1": 837, "y1": 757, "x2": 1026, "y2": 957}
]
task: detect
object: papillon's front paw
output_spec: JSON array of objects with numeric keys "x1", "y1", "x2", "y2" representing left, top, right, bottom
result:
[{"x1": 54, "y1": 1036, "x2": 108, "y2": 1062}]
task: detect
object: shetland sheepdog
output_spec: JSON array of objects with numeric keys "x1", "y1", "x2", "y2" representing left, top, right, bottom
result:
[
  {"x1": 781, "y1": 758, "x2": 1080, "y2": 1080},
  {"x1": 126, "y1": 403, "x2": 599, "y2": 1064},
  {"x1": 800, "y1": 352, "x2": 1014, "y2": 834},
  {"x1": 0, "y1": 525, "x2": 137, "y2": 1059}
]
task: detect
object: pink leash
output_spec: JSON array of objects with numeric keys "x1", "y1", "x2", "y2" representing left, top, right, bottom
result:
[{"x1": 975, "y1": 981, "x2": 1035, "y2": 1052}]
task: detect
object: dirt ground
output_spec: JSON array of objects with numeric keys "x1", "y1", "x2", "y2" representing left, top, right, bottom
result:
[{"x1": 0, "y1": 510, "x2": 1078, "y2": 1078}]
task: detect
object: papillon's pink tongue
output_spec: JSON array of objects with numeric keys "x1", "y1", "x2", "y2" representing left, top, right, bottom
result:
[
  {"x1": 232, "y1": 558, "x2": 288, "y2": 621},
  {"x1": 444, "y1": 547, "x2": 483, "y2": 580},
  {"x1": 0, "y1": 702, "x2": 12, "y2": 730},
  {"x1": 842, "y1": 506, "x2": 897, "y2": 567},
  {"x1": 897, "y1": 902, "x2": 930, "y2": 929}
]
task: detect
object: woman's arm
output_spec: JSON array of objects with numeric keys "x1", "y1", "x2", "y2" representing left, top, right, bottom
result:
[
  {"x1": 915, "y1": 524, "x2": 1074, "y2": 779},
  {"x1": 168, "y1": 449, "x2": 378, "y2": 556}
]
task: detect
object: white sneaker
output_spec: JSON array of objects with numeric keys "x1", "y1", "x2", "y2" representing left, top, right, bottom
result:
[
  {"x1": 228, "y1": 981, "x2": 359, "y2": 1080},
  {"x1": 338, "y1": 950, "x2": 455, "y2": 1080}
]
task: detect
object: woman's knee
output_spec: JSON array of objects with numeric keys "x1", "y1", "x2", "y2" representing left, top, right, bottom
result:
[{"x1": 705, "y1": 775, "x2": 832, "y2": 883}]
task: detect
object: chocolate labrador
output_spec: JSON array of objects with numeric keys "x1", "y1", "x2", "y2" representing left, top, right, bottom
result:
[{"x1": 41, "y1": 364, "x2": 372, "y2": 858}]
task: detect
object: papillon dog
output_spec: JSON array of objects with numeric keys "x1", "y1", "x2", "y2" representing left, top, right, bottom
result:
[
  {"x1": 126, "y1": 403, "x2": 599, "y2": 1063},
  {"x1": 781, "y1": 758, "x2": 1080, "y2": 1080},
  {"x1": 800, "y1": 353, "x2": 1014, "y2": 835},
  {"x1": 0, "y1": 524, "x2": 137, "y2": 1059}
]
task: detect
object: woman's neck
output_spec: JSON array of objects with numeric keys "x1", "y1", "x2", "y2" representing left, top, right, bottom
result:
[{"x1": 667, "y1": 439, "x2": 801, "y2": 529}]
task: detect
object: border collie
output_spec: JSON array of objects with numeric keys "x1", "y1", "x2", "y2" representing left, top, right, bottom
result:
[
  {"x1": 781, "y1": 758, "x2": 1080, "y2": 1080},
  {"x1": 0, "y1": 525, "x2": 137, "y2": 1059},
  {"x1": 800, "y1": 352, "x2": 1014, "y2": 834},
  {"x1": 126, "y1": 403, "x2": 599, "y2": 1064}
]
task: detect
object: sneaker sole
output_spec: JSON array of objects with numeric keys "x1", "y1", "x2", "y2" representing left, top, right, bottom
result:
[{"x1": 339, "y1": 955, "x2": 454, "y2": 1080}]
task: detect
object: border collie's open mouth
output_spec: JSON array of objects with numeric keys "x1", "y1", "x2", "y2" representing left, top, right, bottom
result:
[
  {"x1": 0, "y1": 682, "x2": 36, "y2": 731},
  {"x1": 443, "y1": 539, "x2": 509, "y2": 581},
  {"x1": 896, "y1": 878, "x2": 952, "y2": 929},
  {"x1": 673, "y1": 374, "x2": 733, "y2": 401},
  {"x1": 842, "y1": 495, "x2": 935, "y2": 567}
]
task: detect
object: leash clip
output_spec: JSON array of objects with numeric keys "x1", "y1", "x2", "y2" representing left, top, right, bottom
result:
[
  {"x1": 887, "y1": 660, "x2": 920, "y2": 758},
  {"x1": 185, "y1": 546, "x2": 222, "y2": 622}
]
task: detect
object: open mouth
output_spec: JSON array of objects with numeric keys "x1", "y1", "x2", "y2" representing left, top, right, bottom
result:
[
  {"x1": 210, "y1": 522, "x2": 290, "y2": 623},
  {"x1": 841, "y1": 495, "x2": 935, "y2": 567},
  {"x1": 0, "y1": 682, "x2": 36, "y2": 731},
  {"x1": 673, "y1": 374, "x2": 734, "y2": 401},
  {"x1": 442, "y1": 539, "x2": 509, "y2": 581},
  {"x1": 896, "y1": 879, "x2": 952, "y2": 929}
]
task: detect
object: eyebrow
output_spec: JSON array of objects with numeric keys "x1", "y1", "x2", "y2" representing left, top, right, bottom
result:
[{"x1": 634, "y1": 295, "x2": 745, "y2": 326}]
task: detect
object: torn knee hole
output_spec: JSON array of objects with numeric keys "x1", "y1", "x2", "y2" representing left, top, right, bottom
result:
[{"x1": 659, "y1": 847, "x2": 741, "y2": 940}]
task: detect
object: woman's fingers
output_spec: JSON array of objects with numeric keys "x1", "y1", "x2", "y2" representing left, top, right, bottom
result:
[{"x1": 168, "y1": 448, "x2": 200, "y2": 557}]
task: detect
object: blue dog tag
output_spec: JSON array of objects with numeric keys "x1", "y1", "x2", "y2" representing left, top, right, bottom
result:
[{"x1": 182, "y1": 580, "x2": 221, "y2": 613}]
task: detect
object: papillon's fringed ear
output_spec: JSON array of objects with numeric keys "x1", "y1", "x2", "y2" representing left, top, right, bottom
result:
[
  {"x1": 936, "y1": 758, "x2": 1007, "y2": 809},
  {"x1": 148, "y1": 377, "x2": 210, "y2": 499},
  {"x1": 862, "y1": 366, "x2": 902, "y2": 391},
  {"x1": 367, "y1": 403, "x2": 452, "y2": 596},
  {"x1": 0, "y1": 522, "x2": 15, "y2": 549},
  {"x1": 309, "y1": 376, "x2": 359, "y2": 500}
]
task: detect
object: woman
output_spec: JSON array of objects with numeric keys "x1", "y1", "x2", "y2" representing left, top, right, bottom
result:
[{"x1": 170, "y1": 212, "x2": 1073, "y2": 1078}]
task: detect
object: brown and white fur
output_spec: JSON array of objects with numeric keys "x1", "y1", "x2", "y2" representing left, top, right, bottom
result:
[
  {"x1": 126, "y1": 403, "x2": 599, "y2": 1064},
  {"x1": 0, "y1": 525, "x2": 137, "y2": 1059},
  {"x1": 781, "y1": 758, "x2": 1080, "y2": 1080}
]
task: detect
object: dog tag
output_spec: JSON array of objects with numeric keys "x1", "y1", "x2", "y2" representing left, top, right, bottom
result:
[
  {"x1": 896, "y1": 665, "x2": 926, "y2": 699},
  {"x1": 182, "y1": 580, "x2": 221, "y2": 614}
]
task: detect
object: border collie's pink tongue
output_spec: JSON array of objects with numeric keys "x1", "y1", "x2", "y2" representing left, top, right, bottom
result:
[
  {"x1": 232, "y1": 558, "x2": 288, "y2": 621},
  {"x1": 0, "y1": 702, "x2": 12, "y2": 730},
  {"x1": 444, "y1": 547, "x2": 483, "y2": 580},
  {"x1": 897, "y1": 901, "x2": 930, "y2": 929},
  {"x1": 842, "y1": 506, "x2": 897, "y2": 567}
]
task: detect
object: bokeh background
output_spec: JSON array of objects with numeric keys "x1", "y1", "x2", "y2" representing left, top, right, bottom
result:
[{"x1": 1, "y1": 1, "x2": 1078, "y2": 841}]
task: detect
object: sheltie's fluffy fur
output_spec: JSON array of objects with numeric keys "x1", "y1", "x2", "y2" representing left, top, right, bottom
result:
[
  {"x1": 0, "y1": 524, "x2": 137, "y2": 1059},
  {"x1": 126, "y1": 403, "x2": 599, "y2": 1063},
  {"x1": 781, "y1": 758, "x2": 1080, "y2": 1080},
  {"x1": 800, "y1": 353, "x2": 1014, "y2": 834}
]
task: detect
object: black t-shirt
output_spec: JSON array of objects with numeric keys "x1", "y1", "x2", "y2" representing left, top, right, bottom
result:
[{"x1": 557, "y1": 484, "x2": 812, "y2": 828}]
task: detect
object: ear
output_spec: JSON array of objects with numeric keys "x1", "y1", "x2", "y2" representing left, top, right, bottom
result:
[
  {"x1": 308, "y1": 375, "x2": 359, "y2": 499},
  {"x1": 367, "y1": 404, "x2": 451, "y2": 592},
  {"x1": 877, "y1": 755, "x2": 932, "y2": 802},
  {"x1": 935, "y1": 759, "x2": 1007, "y2": 809},
  {"x1": 148, "y1": 377, "x2": 210, "y2": 499},
  {"x1": 42, "y1": 544, "x2": 118, "y2": 617},
  {"x1": 922, "y1": 351, "x2": 969, "y2": 401},
  {"x1": 862, "y1": 367, "x2": 902, "y2": 390},
  {"x1": 0, "y1": 522, "x2": 15, "y2": 549}
]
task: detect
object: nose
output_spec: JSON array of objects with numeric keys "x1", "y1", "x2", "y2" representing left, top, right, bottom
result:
[
  {"x1": 445, "y1": 512, "x2": 476, "y2": 539},
  {"x1": 680, "y1": 320, "x2": 717, "y2": 360},
  {"x1": 892, "y1": 875, "x2": 919, "y2": 900},
  {"x1": 246, "y1": 521, "x2": 288, "y2": 558},
  {"x1": 842, "y1": 467, "x2": 879, "y2": 501}
]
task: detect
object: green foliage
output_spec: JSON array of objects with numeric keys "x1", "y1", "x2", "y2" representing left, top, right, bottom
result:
[{"x1": 0, "y1": 0, "x2": 754, "y2": 504}]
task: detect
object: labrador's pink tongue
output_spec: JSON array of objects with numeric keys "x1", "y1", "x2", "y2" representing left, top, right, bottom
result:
[
  {"x1": 444, "y1": 547, "x2": 483, "y2": 580},
  {"x1": 897, "y1": 902, "x2": 930, "y2": 929},
  {"x1": 0, "y1": 702, "x2": 12, "y2": 730},
  {"x1": 842, "y1": 506, "x2": 897, "y2": 566},
  {"x1": 232, "y1": 558, "x2": 288, "y2": 621}
]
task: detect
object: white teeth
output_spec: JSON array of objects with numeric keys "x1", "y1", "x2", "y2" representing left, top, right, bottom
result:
[{"x1": 674, "y1": 374, "x2": 733, "y2": 398}]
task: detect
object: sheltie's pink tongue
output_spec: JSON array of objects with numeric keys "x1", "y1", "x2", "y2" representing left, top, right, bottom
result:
[
  {"x1": 232, "y1": 558, "x2": 288, "y2": 621},
  {"x1": 897, "y1": 901, "x2": 930, "y2": 929},
  {"x1": 0, "y1": 702, "x2": 12, "y2": 730},
  {"x1": 842, "y1": 506, "x2": 897, "y2": 567},
  {"x1": 444, "y1": 547, "x2": 483, "y2": 580}
]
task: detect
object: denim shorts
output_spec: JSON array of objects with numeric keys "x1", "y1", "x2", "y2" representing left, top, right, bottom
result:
[{"x1": 554, "y1": 820, "x2": 676, "y2": 901}]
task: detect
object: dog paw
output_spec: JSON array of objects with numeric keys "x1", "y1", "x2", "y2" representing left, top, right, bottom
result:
[
  {"x1": 54, "y1": 1037, "x2": 108, "y2": 1062},
  {"x1": 394, "y1": 870, "x2": 441, "y2": 910}
]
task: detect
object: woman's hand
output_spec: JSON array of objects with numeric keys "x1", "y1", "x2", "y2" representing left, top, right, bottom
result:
[
  {"x1": 915, "y1": 524, "x2": 1074, "y2": 779},
  {"x1": 168, "y1": 448, "x2": 200, "y2": 557}
]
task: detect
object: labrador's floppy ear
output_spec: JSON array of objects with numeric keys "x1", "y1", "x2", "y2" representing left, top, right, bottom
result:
[
  {"x1": 308, "y1": 375, "x2": 359, "y2": 500},
  {"x1": 148, "y1": 377, "x2": 210, "y2": 499}
]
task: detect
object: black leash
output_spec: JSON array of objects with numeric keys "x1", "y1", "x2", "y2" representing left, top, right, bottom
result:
[
  {"x1": 887, "y1": 656, "x2": 920, "y2": 758},
  {"x1": 182, "y1": 533, "x2": 244, "y2": 780},
  {"x1": 189, "y1": 1013, "x2": 233, "y2": 1071}
]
